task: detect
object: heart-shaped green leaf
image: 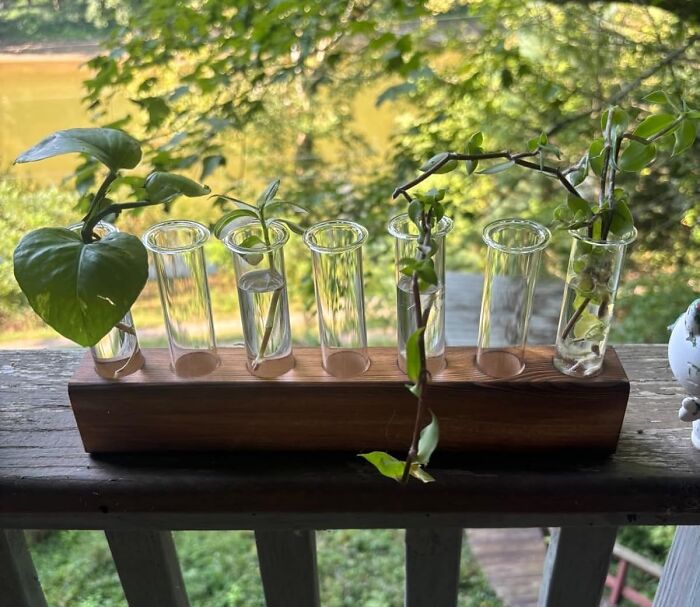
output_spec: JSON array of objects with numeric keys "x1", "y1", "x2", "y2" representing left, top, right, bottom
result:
[
  {"x1": 14, "y1": 128, "x2": 142, "y2": 171},
  {"x1": 13, "y1": 228, "x2": 148, "y2": 347},
  {"x1": 145, "y1": 172, "x2": 211, "y2": 203}
]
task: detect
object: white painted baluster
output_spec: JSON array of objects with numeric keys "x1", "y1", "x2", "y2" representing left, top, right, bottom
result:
[{"x1": 653, "y1": 526, "x2": 700, "y2": 607}]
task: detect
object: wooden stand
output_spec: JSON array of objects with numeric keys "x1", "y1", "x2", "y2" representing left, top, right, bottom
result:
[{"x1": 68, "y1": 346, "x2": 629, "y2": 454}]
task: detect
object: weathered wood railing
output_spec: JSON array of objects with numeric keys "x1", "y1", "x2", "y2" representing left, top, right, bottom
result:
[{"x1": 1, "y1": 346, "x2": 699, "y2": 607}]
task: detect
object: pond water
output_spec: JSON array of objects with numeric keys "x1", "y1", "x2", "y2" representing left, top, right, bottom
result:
[{"x1": 0, "y1": 53, "x2": 394, "y2": 184}]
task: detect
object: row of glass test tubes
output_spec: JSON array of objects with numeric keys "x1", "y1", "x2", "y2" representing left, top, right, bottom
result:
[{"x1": 89, "y1": 215, "x2": 551, "y2": 380}]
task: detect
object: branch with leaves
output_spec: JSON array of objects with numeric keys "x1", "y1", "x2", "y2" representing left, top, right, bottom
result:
[
  {"x1": 213, "y1": 179, "x2": 309, "y2": 368},
  {"x1": 12, "y1": 128, "x2": 210, "y2": 347},
  {"x1": 362, "y1": 90, "x2": 698, "y2": 483}
]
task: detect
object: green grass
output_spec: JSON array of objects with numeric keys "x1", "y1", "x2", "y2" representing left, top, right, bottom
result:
[
  {"x1": 29, "y1": 529, "x2": 502, "y2": 607},
  {"x1": 28, "y1": 527, "x2": 675, "y2": 606}
]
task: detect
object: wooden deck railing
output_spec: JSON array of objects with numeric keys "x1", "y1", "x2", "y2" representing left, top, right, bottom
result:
[{"x1": 1, "y1": 346, "x2": 699, "y2": 607}]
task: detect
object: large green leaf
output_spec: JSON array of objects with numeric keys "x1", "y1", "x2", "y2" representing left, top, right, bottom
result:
[
  {"x1": 13, "y1": 228, "x2": 148, "y2": 347},
  {"x1": 618, "y1": 140, "x2": 656, "y2": 172},
  {"x1": 14, "y1": 128, "x2": 142, "y2": 171},
  {"x1": 144, "y1": 172, "x2": 211, "y2": 203},
  {"x1": 633, "y1": 113, "x2": 676, "y2": 139}
]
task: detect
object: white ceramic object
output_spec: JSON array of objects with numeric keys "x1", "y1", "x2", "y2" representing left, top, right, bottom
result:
[{"x1": 668, "y1": 298, "x2": 700, "y2": 450}]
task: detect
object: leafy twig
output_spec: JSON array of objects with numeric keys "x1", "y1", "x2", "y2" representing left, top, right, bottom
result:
[{"x1": 213, "y1": 180, "x2": 308, "y2": 367}]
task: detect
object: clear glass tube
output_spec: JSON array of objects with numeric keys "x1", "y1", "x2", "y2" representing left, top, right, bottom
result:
[
  {"x1": 553, "y1": 227, "x2": 636, "y2": 377},
  {"x1": 387, "y1": 213, "x2": 453, "y2": 375},
  {"x1": 224, "y1": 221, "x2": 294, "y2": 377},
  {"x1": 476, "y1": 218, "x2": 550, "y2": 378},
  {"x1": 304, "y1": 220, "x2": 370, "y2": 378},
  {"x1": 143, "y1": 220, "x2": 220, "y2": 378},
  {"x1": 68, "y1": 221, "x2": 144, "y2": 379}
]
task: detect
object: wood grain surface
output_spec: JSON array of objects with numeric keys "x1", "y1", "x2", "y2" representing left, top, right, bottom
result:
[
  {"x1": 1, "y1": 346, "x2": 700, "y2": 529},
  {"x1": 67, "y1": 346, "x2": 629, "y2": 453}
]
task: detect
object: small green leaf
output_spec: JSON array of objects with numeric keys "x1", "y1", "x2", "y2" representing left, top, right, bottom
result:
[
  {"x1": 239, "y1": 234, "x2": 266, "y2": 265},
  {"x1": 274, "y1": 218, "x2": 305, "y2": 236},
  {"x1": 468, "y1": 131, "x2": 483, "y2": 148},
  {"x1": 14, "y1": 128, "x2": 142, "y2": 171},
  {"x1": 265, "y1": 201, "x2": 310, "y2": 216},
  {"x1": 416, "y1": 259, "x2": 438, "y2": 286},
  {"x1": 223, "y1": 196, "x2": 258, "y2": 213},
  {"x1": 644, "y1": 90, "x2": 676, "y2": 108},
  {"x1": 673, "y1": 119, "x2": 696, "y2": 156},
  {"x1": 567, "y1": 194, "x2": 592, "y2": 217},
  {"x1": 405, "y1": 327, "x2": 425, "y2": 383},
  {"x1": 609, "y1": 200, "x2": 634, "y2": 237},
  {"x1": 588, "y1": 139, "x2": 605, "y2": 177},
  {"x1": 200, "y1": 154, "x2": 227, "y2": 180},
  {"x1": 358, "y1": 452, "x2": 404, "y2": 482},
  {"x1": 406, "y1": 382, "x2": 422, "y2": 398},
  {"x1": 477, "y1": 160, "x2": 514, "y2": 175},
  {"x1": 601, "y1": 107, "x2": 629, "y2": 136},
  {"x1": 409, "y1": 464, "x2": 435, "y2": 483},
  {"x1": 416, "y1": 412, "x2": 439, "y2": 466},
  {"x1": 257, "y1": 179, "x2": 281, "y2": 207},
  {"x1": 618, "y1": 141, "x2": 656, "y2": 172},
  {"x1": 465, "y1": 159, "x2": 478, "y2": 175},
  {"x1": 213, "y1": 209, "x2": 258, "y2": 238},
  {"x1": 13, "y1": 228, "x2": 148, "y2": 346},
  {"x1": 408, "y1": 200, "x2": 423, "y2": 227},
  {"x1": 540, "y1": 143, "x2": 561, "y2": 158},
  {"x1": 573, "y1": 311, "x2": 606, "y2": 341},
  {"x1": 687, "y1": 110, "x2": 700, "y2": 120},
  {"x1": 145, "y1": 172, "x2": 211, "y2": 203},
  {"x1": 633, "y1": 113, "x2": 676, "y2": 139},
  {"x1": 420, "y1": 153, "x2": 456, "y2": 174},
  {"x1": 132, "y1": 96, "x2": 170, "y2": 129}
]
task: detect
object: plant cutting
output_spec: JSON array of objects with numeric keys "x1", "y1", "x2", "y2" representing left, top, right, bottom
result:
[
  {"x1": 214, "y1": 179, "x2": 308, "y2": 377},
  {"x1": 361, "y1": 90, "x2": 698, "y2": 482},
  {"x1": 12, "y1": 128, "x2": 210, "y2": 367}
]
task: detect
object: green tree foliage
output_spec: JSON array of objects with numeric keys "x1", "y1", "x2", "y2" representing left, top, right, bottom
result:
[
  {"x1": 0, "y1": 0, "x2": 135, "y2": 43},
  {"x1": 81, "y1": 1, "x2": 699, "y2": 340}
]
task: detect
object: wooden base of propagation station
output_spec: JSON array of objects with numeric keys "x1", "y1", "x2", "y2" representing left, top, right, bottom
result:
[{"x1": 68, "y1": 346, "x2": 630, "y2": 455}]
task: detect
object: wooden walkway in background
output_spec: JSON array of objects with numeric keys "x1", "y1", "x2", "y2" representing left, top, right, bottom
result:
[{"x1": 466, "y1": 529, "x2": 547, "y2": 607}]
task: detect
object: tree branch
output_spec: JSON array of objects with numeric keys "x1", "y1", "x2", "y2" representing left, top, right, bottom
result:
[
  {"x1": 392, "y1": 150, "x2": 583, "y2": 201},
  {"x1": 547, "y1": 33, "x2": 699, "y2": 136}
]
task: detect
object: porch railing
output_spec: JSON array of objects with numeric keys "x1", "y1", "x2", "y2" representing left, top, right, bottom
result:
[{"x1": 1, "y1": 345, "x2": 699, "y2": 607}]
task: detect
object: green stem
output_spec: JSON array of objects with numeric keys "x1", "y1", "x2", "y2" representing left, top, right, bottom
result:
[
  {"x1": 252, "y1": 213, "x2": 281, "y2": 370},
  {"x1": 401, "y1": 208, "x2": 433, "y2": 484},
  {"x1": 83, "y1": 200, "x2": 156, "y2": 239},
  {"x1": 81, "y1": 171, "x2": 118, "y2": 243}
]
